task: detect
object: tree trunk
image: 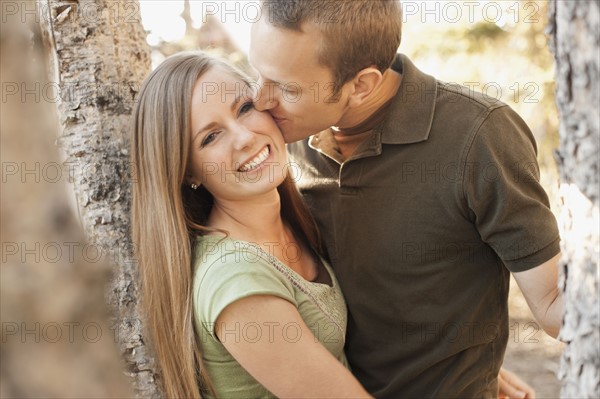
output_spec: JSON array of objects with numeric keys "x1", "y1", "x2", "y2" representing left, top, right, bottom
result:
[
  {"x1": 1, "y1": 1, "x2": 132, "y2": 397},
  {"x1": 38, "y1": 0, "x2": 159, "y2": 396},
  {"x1": 548, "y1": 1, "x2": 600, "y2": 397}
]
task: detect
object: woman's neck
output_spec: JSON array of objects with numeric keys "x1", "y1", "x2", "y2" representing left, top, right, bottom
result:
[
  {"x1": 207, "y1": 189, "x2": 319, "y2": 282},
  {"x1": 207, "y1": 189, "x2": 288, "y2": 246}
]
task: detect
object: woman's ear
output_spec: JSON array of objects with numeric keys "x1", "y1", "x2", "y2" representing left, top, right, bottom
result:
[
  {"x1": 347, "y1": 67, "x2": 383, "y2": 108},
  {"x1": 184, "y1": 172, "x2": 200, "y2": 189}
]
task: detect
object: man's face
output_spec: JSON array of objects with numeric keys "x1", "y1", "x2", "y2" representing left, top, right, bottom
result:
[{"x1": 249, "y1": 18, "x2": 352, "y2": 143}]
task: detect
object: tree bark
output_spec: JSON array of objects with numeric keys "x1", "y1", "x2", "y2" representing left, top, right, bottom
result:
[
  {"x1": 548, "y1": 1, "x2": 600, "y2": 397},
  {"x1": 1, "y1": 1, "x2": 132, "y2": 397},
  {"x1": 37, "y1": 0, "x2": 159, "y2": 396}
]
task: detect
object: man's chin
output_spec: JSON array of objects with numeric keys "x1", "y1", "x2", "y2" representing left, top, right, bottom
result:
[
  {"x1": 282, "y1": 132, "x2": 298, "y2": 144},
  {"x1": 282, "y1": 129, "x2": 311, "y2": 144},
  {"x1": 276, "y1": 122, "x2": 296, "y2": 143},
  {"x1": 274, "y1": 119, "x2": 314, "y2": 143}
]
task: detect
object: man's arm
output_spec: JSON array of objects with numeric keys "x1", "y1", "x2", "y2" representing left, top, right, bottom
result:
[{"x1": 512, "y1": 252, "x2": 563, "y2": 338}]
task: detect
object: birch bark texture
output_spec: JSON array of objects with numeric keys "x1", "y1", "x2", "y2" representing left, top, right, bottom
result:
[
  {"x1": 548, "y1": 1, "x2": 600, "y2": 397},
  {"x1": 38, "y1": 0, "x2": 159, "y2": 396}
]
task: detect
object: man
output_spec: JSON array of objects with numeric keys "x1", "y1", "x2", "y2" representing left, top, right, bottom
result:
[{"x1": 248, "y1": 1, "x2": 562, "y2": 397}]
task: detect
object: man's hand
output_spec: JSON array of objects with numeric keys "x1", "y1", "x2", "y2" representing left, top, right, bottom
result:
[{"x1": 498, "y1": 367, "x2": 535, "y2": 399}]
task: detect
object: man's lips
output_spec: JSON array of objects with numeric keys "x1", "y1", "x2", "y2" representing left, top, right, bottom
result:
[{"x1": 270, "y1": 114, "x2": 286, "y2": 124}]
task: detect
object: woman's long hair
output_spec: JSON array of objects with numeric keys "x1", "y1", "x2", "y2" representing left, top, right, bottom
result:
[{"x1": 130, "y1": 52, "x2": 322, "y2": 398}]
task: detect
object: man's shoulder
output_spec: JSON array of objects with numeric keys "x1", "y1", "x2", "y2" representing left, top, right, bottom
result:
[
  {"x1": 435, "y1": 80, "x2": 508, "y2": 113},
  {"x1": 390, "y1": 55, "x2": 512, "y2": 138},
  {"x1": 395, "y1": 54, "x2": 507, "y2": 114}
]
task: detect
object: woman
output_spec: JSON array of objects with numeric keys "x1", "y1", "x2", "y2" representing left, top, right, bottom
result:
[{"x1": 130, "y1": 51, "x2": 370, "y2": 398}]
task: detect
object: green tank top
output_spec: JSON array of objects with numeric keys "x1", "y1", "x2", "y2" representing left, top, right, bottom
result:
[{"x1": 193, "y1": 235, "x2": 349, "y2": 398}]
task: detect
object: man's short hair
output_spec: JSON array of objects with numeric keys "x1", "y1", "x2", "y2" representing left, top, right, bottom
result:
[{"x1": 262, "y1": 0, "x2": 402, "y2": 93}]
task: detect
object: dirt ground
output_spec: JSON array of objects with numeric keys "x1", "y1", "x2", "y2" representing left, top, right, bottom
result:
[{"x1": 504, "y1": 277, "x2": 565, "y2": 398}]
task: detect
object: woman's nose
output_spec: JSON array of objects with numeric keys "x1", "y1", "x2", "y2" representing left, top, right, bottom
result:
[{"x1": 232, "y1": 124, "x2": 256, "y2": 151}]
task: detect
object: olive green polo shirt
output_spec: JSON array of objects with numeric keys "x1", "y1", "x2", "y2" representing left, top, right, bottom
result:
[{"x1": 287, "y1": 54, "x2": 560, "y2": 398}]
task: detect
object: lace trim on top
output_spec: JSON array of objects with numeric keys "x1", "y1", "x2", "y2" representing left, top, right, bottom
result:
[{"x1": 236, "y1": 240, "x2": 346, "y2": 340}]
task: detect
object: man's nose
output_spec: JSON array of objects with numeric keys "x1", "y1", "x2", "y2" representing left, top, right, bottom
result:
[{"x1": 253, "y1": 80, "x2": 278, "y2": 111}]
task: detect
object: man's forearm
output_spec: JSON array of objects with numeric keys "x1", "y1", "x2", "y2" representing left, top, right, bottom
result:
[
  {"x1": 513, "y1": 252, "x2": 563, "y2": 339},
  {"x1": 534, "y1": 286, "x2": 563, "y2": 338}
]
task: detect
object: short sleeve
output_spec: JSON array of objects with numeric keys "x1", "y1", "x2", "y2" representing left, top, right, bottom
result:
[
  {"x1": 193, "y1": 249, "x2": 297, "y2": 338},
  {"x1": 463, "y1": 106, "x2": 560, "y2": 272}
]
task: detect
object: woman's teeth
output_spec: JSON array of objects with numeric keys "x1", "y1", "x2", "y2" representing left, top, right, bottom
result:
[{"x1": 238, "y1": 146, "x2": 270, "y2": 172}]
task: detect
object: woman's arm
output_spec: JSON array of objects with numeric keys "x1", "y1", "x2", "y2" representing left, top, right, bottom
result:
[{"x1": 215, "y1": 294, "x2": 372, "y2": 398}]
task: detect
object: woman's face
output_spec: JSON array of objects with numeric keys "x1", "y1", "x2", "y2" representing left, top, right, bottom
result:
[{"x1": 187, "y1": 67, "x2": 287, "y2": 202}]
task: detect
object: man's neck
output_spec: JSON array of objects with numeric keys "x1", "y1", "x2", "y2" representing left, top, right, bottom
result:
[{"x1": 336, "y1": 68, "x2": 402, "y2": 133}]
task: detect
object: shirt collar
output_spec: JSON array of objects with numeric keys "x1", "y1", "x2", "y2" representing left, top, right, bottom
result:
[
  {"x1": 378, "y1": 54, "x2": 437, "y2": 145},
  {"x1": 308, "y1": 128, "x2": 345, "y2": 164},
  {"x1": 308, "y1": 54, "x2": 437, "y2": 156}
]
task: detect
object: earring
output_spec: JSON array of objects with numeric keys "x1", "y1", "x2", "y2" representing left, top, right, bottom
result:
[{"x1": 191, "y1": 183, "x2": 199, "y2": 190}]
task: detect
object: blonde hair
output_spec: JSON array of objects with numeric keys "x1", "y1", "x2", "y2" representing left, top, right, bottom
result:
[
  {"x1": 130, "y1": 52, "x2": 322, "y2": 398},
  {"x1": 262, "y1": 0, "x2": 402, "y2": 95}
]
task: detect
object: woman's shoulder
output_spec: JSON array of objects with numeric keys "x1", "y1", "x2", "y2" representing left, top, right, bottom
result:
[
  {"x1": 192, "y1": 235, "x2": 298, "y2": 325},
  {"x1": 193, "y1": 235, "x2": 287, "y2": 280}
]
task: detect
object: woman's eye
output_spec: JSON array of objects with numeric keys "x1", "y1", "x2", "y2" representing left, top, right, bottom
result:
[
  {"x1": 201, "y1": 131, "x2": 219, "y2": 147},
  {"x1": 239, "y1": 101, "x2": 254, "y2": 116}
]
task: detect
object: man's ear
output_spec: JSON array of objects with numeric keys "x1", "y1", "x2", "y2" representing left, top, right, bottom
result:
[{"x1": 348, "y1": 67, "x2": 383, "y2": 107}]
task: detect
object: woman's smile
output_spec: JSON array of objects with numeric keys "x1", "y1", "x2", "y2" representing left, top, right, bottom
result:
[{"x1": 238, "y1": 145, "x2": 271, "y2": 172}]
